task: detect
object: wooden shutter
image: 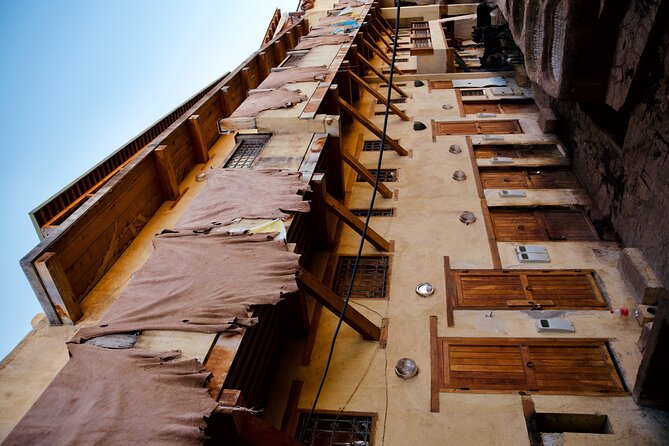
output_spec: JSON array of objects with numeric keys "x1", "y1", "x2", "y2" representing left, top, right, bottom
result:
[
  {"x1": 489, "y1": 209, "x2": 598, "y2": 241},
  {"x1": 433, "y1": 120, "x2": 522, "y2": 136},
  {"x1": 449, "y1": 270, "x2": 607, "y2": 309},
  {"x1": 438, "y1": 338, "x2": 625, "y2": 394},
  {"x1": 527, "y1": 169, "x2": 578, "y2": 188},
  {"x1": 500, "y1": 102, "x2": 538, "y2": 114},
  {"x1": 490, "y1": 209, "x2": 546, "y2": 241},
  {"x1": 542, "y1": 210, "x2": 598, "y2": 240},
  {"x1": 480, "y1": 170, "x2": 530, "y2": 188},
  {"x1": 474, "y1": 144, "x2": 563, "y2": 159},
  {"x1": 480, "y1": 168, "x2": 579, "y2": 189},
  {"x1": 428, "y1": 80, "x2": 453, "y2": 90},
  {"x1": 478, "y1": 120, "x2": 523, "y2": 134},
  {"x1": 463, "y1": 101, "x2": 502, "y2": 114}
]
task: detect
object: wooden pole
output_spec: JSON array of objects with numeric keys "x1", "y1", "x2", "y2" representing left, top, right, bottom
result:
[
  {"x1": 353, "y1": 50, "x2": 408, "y2": 98},
  {"x1": 295, "y1": 268, "x2": 382, "y2": 341},
  {"x1": 153, "y1": 145, "x2": 180, "y2": 200},
  {"x1": 348, "y1": 70, "x2": 410, "y2": 121},
  {"x1": 187, "y1": 115, "x2": 209, "y2": 164},
  {"x1": 34, "y1": 252, "x2": 83, "y2": 323},
  {"x1": 336, "y1": 96, "x2": 408, "y2": 156},
  {"x1": 340, "y1": 150, "x2": 393, "y2": 199},
  {"x1": 362, "y1": 36, "x2": 403, "y2": 75}
]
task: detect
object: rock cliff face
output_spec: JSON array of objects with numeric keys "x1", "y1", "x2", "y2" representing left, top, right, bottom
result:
[{"x1": 499, "y1": 0, "x2": 669, "y2": 287}]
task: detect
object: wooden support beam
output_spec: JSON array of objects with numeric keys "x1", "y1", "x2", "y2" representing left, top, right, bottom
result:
[
  {"x1": 295, "y1": 268, "x2": 382, "y2": 341},
  {"x1": 34, "y1": 252, "x2": 83, "y2": 324},
  {"x1": 430, "y1": 315, "x2": 440, "y2": 412},
  {"x1": 446, "y1": 48, "x2": 456, "y2": 73},
  {"x1": 311, "y1": 174, "x2": 391, "y2": 252},
  {"x1": 241, "y1": 67, "x2": 253, "y2": 94},
  {"x1": 340, "y1": 150, "x2": 393, "y2": 199},
  {"x1": 187, "y1": 115, "x2": 209, "y2": 164},
  {"x1": 273, "y1": 39, "x2": 286, "y2": 64},
  {"x1": 362, "y1": 35, "x2": 403, "y2": 75},
  {"x1": 258, "y1": 51, "x2": 271, "y2": 78},
  {"x1": 353, "y1": 49, "x2": 408, "y2": 98},
  {"x1": 153, "y1": 145, "x2": 180, "y2": 200},
  {"x1": 323, "y1": 134, "x2": 345, "y2": 200},
  {"x1": 218, "y1": 86, "x2": 232, "y2": 118},
  {"x1": 370, "y1": 22, "x2": 393, "y2": 51},
  {"x1": 375, "y1": 11, "x2": 395, "y2": 38},
  {"x1": 348, "y1": 70, "x2": 409, "y2": 121},
  {"x1": 336, "y1": 96, "x2": 408, "y2": 156}
]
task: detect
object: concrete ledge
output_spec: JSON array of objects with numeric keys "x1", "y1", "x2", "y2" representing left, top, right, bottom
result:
[{"x1": 618, "y1": 248, "x2": 665, "y2": 305}]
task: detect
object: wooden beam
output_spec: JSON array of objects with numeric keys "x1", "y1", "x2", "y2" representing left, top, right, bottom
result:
[
  {"x1": 218, "y1": 86, "x2": 232, "y2": 118},
  {"x1": 353, "y1": 49, "x2": 408, "y2": 98},
  {"x1": 348, "y1": 70, "x2": 409, "y2": 121},
  {"x1": 375, "y1": 14, "x2": 395, "y2": 41},
  {"x1": 336, "y1": 96, "x2": 408, "y2": 156},
  {"x1": 241, "y1": 67, "x2": 253, "y2": 94},
  {"x1": 153, "y1": 145, "x2": 180, "y2": 200},
  {"x1": 369, "y1": 22, "x2": 393, "y2": 51},
  {"x1": 430, "y1": 315, "x2": 440, "y2": 412},
  {"x1": 281, "y1": 380, "x2": 303, "y2": 434},
  {"x1": 295, "y1": 268, "x2": 381, "y2": 341},
  {"x1": 443, "y1": 256, "x2": 455, "y2": 328},
  {"x1": 187, "y1": 115, "x2": 209, "y2": 164},
  {"x1": 323, "y1": 134, "x2": 345, "y2": 200},
  {"x1": 258, "y1": 51, "x2": 271, "y2": 78},
  {"x1": 340, "y1": 150, "x2": 393, "y2": 199},
  {"x1": 362, "y1": 36, "x2": 403, "y2": 75},
  {"x1": 312, "y1": 174, "x2": 391, "y2": 252},
  {"x1": 34, "y1": 252, "x2": 83, "y2": 324},
  {"x1": 634, "y1": 291, "x2": 669, "y2": 407}
]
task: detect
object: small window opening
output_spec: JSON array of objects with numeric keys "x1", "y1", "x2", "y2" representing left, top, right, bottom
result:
[
  {"x1": 363, "y1": 140, "x2": 393, "y2": 151},
  {"x1": 350, "y1": 208, "x2": 394, "y2": 217},
  {"x1": 461, "y1": 89, "x2": 485, "y2": 96},
  {"x1": 224, "y1": 134, "x2": 271, "y2": 169},
  {"x1": 535, "y1": 413, "x2": 613, "y2": 435},
  {"x1": 333, "y1": 256, "x2": 390, "y2": 299},
  {"x1": 356, "y1": 169, "x2": 397, "y2": 182},
  {"x1": 297, "y1": 413, "x2": 373, "y2": 446}
]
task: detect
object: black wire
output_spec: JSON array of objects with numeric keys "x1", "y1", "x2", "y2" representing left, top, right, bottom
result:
[{"x1": 300, "y1": 3, "x2": 402, "y2": 443}]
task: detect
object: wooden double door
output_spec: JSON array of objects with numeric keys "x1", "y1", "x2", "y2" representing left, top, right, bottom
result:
[
  {"x1": 489, "y1": 208, "x2": 598, "y2": 241},
  {"x1": 474, "y1": 144, "x2": 563, "y2": 159},
  {"x1": 438, "y1": 338, "x2": 626, "y2": 395},
  {"x1": 432, "y1": 120, "x2": 522, "y2": 135},
  {"x1": 480, "y1": 168, "x2": 579, "y2": 189}
]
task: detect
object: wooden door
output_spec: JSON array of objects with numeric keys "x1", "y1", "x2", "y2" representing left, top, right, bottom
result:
[
  {"x1": 463, "y1": 101, "x2": 502, "y2": 114},
  {"x1": 438, "y1": 338, "x2": 625, "y2": 395},
  {"x1": 433, "y1": 120, "x2": 522, "y2": 136},
  {"x1": 489, "y1": 209, "x2": 598, "y2": 241},
  {"x1": 449, "y1": 270, "x2": 607, "y2": 310}
]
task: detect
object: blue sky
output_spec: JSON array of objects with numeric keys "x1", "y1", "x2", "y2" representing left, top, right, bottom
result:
[{"x1": 0, "y1": 0, "x2": 297, "y2": 359}]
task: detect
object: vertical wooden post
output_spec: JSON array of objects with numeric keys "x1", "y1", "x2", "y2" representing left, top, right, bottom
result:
[
  {"x1": 273, "y1": 39, "x2": 286, "y2": 63},
  {"x1": 241, "y1": 67, "x2": 253, "y2": 94},
  {"x1": 218, "y1": 86, "x2": 232, "y2": 118},
  {"x1": 323, "y1": 133, "x2": 345, "y2": 200},
  {"x1": 187, "y1": 115, "x2": 209, "y2": 164},
  {"x1": 34, "y1": 252, "x2": 83, "y2": 324},
  {"x1": 447, "y1": 48, "x2": 456, "y2": 73},
  {"x1": 258, "y1": 51, "x2": 271, "y2": 78},
  {"x1": 153, "y1": 145, "x2": 180, "y2": 200}
]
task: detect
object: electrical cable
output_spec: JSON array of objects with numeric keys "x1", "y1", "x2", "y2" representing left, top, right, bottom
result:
[{"x1": 300, "y1": 3, "x2": 403, "y2": 443}]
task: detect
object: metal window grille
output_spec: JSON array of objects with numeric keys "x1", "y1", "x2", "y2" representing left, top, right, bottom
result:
[
  {"x1": 224, "y1": 135, "x2": 270, "y2": 169},
  {"x1": 413, "y1": 30, "x2": 430, "y2": 37},
  {"x1": 333, "y1": 256, "x2": 390, "y2": 299},
  {"x1": 376, "y1": 98, "x2": 406, "y2": 105},
  {"x1": 356, "y1": 169, "x2": 397, "y2": 182},
  {"x1": 380, "y1": 83, "x2": 407, "y2": 88},
  {"x1": 297, "y1": 413, "x2": 373, "y2": 446},
  {"x1": 281, "y1": 52, "x2": 305, "y2": 67},
  {"x1": 363, "y1": 140, "x2": 393, "y2": 151},
  {"x1": 351, "y1": 208, "x2": 394, "y2": 217},
  {"x1": 413, "y1": 39, "x2": 432, "y2": 48},
  {"x1": 461, "y1": 89, "x2": 485, "y2": 96}
]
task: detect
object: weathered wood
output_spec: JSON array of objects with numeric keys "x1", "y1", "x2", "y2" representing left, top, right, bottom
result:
[
  {"x1": 362, "y1": 36, "x2": 403, "y2": 75},
  {"x1": 340, "y1": 149, "x2": 393, "y2": 199},
  {"x1": 153, "y1": 145, "x2": 180, "y2": 200},
  {"x1": 324, "y1": 134, "x2": 345, "y2": 200},
  {"x1": 258, "y1": 51, "x2": 271, "y2": 78},
  {"x1": 443, "y1": 257, "x2": 455, "y2": 328},
  {"x1": 281, "y1": 380, "x2": 303, "y2": 434},
  {"x1": 634, "y1": 291, "x2": 669, "y2": 407},
  {"x1": 336, "y1": 97, "x2": 408, "y2": 156},
  {"x1": 480, "y1": 199, "x2": 502, "y2": 268},
  {"x1": 353, "y1": 50, "x2": 408, "y2": 98},
  {"x1": 241, "y1": 67, "x2": 253, "y2": 95},
  {"x1": 312, "y1": 174, "x2": 391, "y2": 252},
  {"x1": 187, "y1": 115, "x2": 209, "y2": 164},
  {"x1": 295, "y1": 268, "x2": 381, "y2": 341},
  {"x1": 369, "y1": 22, "x2": 393, "y2": 51},
  {"x1": 34, "y1": 252, "x2": 83, "y2": 323},
  {"x1": 430, "y1": 315, "x2": 440, "y2": 412},
  {"x1": 348, "y1": 70, "x2": 409, "y2": 121}
]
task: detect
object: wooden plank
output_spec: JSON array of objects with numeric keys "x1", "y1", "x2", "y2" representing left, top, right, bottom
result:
[
  {"x1": 301, "y1": 303, "x2": 322, "y2": 365},
  {"x1": 187, "y1": 115, "x2": 209, "y2": 164},
  {"x1": 336, "y1": 97, "x2": 408, "y2": 156},
  {"x1": 295, "y1": 268, "x2": 381, "y2": 341},
  {"x1": 433, "y1": 120, "x2": 522, "y2": 136},
  {"x1": 281, "y1": 380, "x2": 303, "y2": 434},
  {"x1": 443, "y1": 256, "x2": 455, "y2": 328},
  {"x1": 490, "y1": 208, "x2": 598, "y2": 242},
  {"x1": 348, "y1": 70, "x2": 409, "y2": 121},
  {"x1": 480, "y1": 199, "x2": 502, "y2": 268},
  {"x1": 430, "y1": 315, "x2": 440, "y2": 412},
  {"x1": 463, "y1": 101, "x2": 503, "y2": 115},
  {"x1": 340, "y1": 150, "x2": 393, "y2": 199},
  {"x1": 313, "y1": 175, "x2": 390, "y2": 252},
  {"x1": 353, "y1": 49, "x2": 408, "y2": 98},
  {"x1": 465, "y1": 137, "x2": 485, "y2": 199},
  {"x1": 34, "y1": 252, "x2": 83, "y2": 323},
  {"x1": 153, "y1": 145, "x2": 180, "y2": 200}
]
